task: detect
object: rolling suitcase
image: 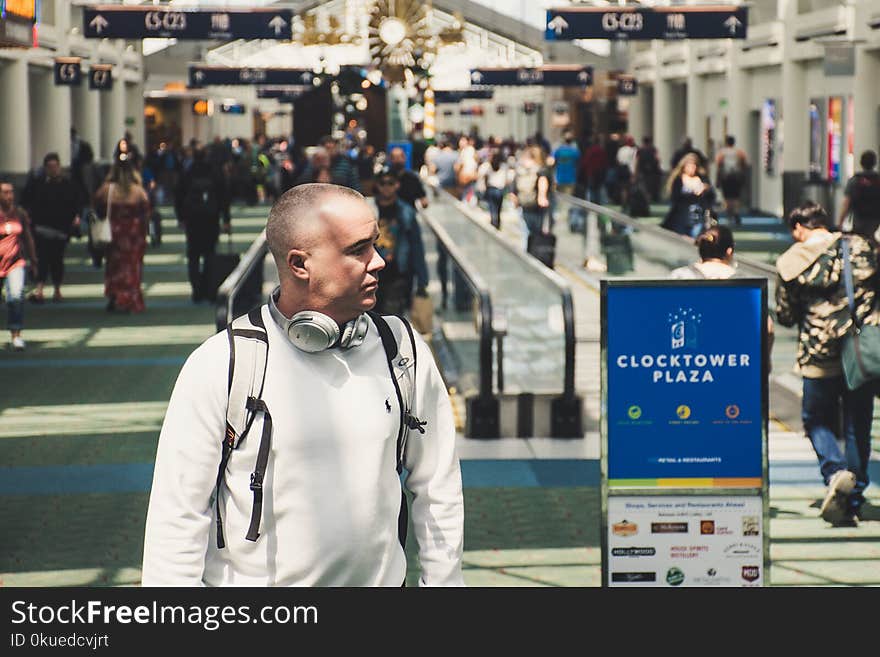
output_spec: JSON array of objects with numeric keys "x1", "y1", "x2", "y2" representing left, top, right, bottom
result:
[
  {"x1": 527, "y1": 213, "x2": 556, "y2": 269},
  {"x1": 205, "y1": 233, "x2": 240, "y2": 302},
  {"x1": 627, "y1": 185, "x2": 650, "y2": 217}
]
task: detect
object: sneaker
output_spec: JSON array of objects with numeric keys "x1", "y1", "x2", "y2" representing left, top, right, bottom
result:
[
  {"x1": 11, "y1": 336, "x2": 25, "y2": 351},
  {"x1": 820, "y1": 469, "x2": 856, "y2": 525}
]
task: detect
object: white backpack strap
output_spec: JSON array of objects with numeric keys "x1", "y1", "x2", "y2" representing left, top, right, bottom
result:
[
  {"x1": 215, "y1": 306, "x2": 268, "y2": 549},
  {"x1": 226, "y1": 308, "x2": 269, "y2": 441}
]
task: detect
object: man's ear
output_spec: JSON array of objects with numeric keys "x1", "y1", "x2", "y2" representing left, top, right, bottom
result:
[{"x1": 287, "y1": 249, "x2": 309, "y2": 280}]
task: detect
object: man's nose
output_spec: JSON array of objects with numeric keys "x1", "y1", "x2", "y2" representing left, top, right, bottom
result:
[{"x1": 368, "y1": 247, "x2": 385, "y2": 273}]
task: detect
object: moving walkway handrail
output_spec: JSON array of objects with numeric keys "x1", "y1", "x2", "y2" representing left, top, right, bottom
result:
[
  {"x1": 556, "y1": 192, "x2": 778, "y2": 278},
  {"x1": 215, "y1": 228, "x2": 269, "y2": 332},
  {"x1": 438, "y1": 188, "x2": 578, "y2": 401},
  {"x1": 416, "y1": 204, "x2": 495, "y2": 402}
]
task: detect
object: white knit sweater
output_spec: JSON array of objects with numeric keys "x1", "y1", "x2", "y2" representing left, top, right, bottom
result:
[{"x1": 142, "y1": 307, "x2": 464, "y2": 586}]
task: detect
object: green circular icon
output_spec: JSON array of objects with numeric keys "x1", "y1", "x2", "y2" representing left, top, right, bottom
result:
[
  {"x1": 627, "y1": 405, "x2": 642, "y2": 420},
  {"x1": 666, "y1": 567, "x2": 685, "y2": 586}
]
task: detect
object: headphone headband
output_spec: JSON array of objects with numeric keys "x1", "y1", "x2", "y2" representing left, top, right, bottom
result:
[{"x1": 268, "y1": 287, "x2": 368, "y2": 353}]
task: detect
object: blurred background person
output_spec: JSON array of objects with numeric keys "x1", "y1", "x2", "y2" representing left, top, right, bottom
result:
[
  {"x1": 715, "y1": 135, "x2": 749, "y2": 226},
  {"x1": 20, "y1": 152, "x2": 80, "y2": 303},
  {"x1": 93, "y1": 143, "x2": 151, "y2": 314},
  {"x1": 0, "y1": 180, "x2": 38, "y2": 350},
  {"x1": 661, "y1": 153, "x2": 716, "y2": 238}
]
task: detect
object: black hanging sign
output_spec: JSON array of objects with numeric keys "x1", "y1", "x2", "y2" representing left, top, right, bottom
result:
[
  {"x1": 83, "y1": 6, "x2": 292, "y2": 40},
  {"x1": 89, "y1": 64, "x2": 113, "y2": 91},
  {"x1": 545, "y1": 5, "x2": 747, "y2": 41},
  {"x1": 54, "y1": 57, "x2": 82, "y2": 86}
]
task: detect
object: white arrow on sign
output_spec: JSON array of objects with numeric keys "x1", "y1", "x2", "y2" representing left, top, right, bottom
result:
[
  {"x1": 547, "y1": 15, "x2": 569, "y2": 36},
  {"x1": 470, "y1": 70, "x2": 483, "y2": 83},
  {"x1": 89, "y1": 14, "x2": 109, "y2": 35},
  {"x1": 300, "y1": 72, "x2": 313, "y2": 83},
  {"x1": 724, "y1": 16, "x2": 742, "y2": 35},
  {"x1": 268, "y1": 15, "x2": 287, "y2": 36},
  {"x1": 578, "y1": 70, "x2": 589, "y2": 82},
  {"x1": 194, "y1": 70, "x2": 205, "y2": 82}
]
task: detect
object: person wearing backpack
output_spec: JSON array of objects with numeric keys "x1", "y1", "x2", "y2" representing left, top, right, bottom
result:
[
  {"x1": 174, "y1": 146, "x2": 231, "y2": 302},
  {"x1": 512, "y1": 145, "x2": 551, "y2": 251},
  {"x1": 838, "y1": 150, "x2": 880, "y2": 242},
  {"x1": 142, "y1": 183, "x2": 464, "y2": 587}
]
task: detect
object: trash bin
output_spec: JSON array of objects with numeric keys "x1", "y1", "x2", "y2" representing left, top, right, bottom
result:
[
  {"x1": 782, "y1": 172, "x2": 837, "y2": 221},
  {"x1": 602, "y1": 229, "x2": 634, "y2": 275},
  {"x1": 802, "y1": 176, "x2": 836, "y2": 218}
]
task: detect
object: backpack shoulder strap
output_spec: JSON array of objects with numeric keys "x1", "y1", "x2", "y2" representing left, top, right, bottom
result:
[
  {"x1": 226, "y1": 308, "x2": 269, "y2": 440},
  {"x1": 366, "y1": 311, "x2": 425, "y2": 553},
  {"x1": 215, "y1": 306, "x2": 269, "y2": 549},
  {"x1": 366, "y1": 311, "x2": 425, "y2": 466}
]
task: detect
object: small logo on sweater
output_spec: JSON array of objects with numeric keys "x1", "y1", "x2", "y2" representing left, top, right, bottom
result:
[{"x1": 385, "y1": 398, "x2": 391, "y2": 413}]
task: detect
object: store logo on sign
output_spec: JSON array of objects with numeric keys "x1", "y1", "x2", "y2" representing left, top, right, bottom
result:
[
  {"x1": 725, "y1": 404, "x2": 740, "y2": 419},
  {"x1": 627, "y1": 405, "x2": 642, "y2": 420},
  {"x1": 669, "y1": 307, "x2": 701, "y2": 350},
  {"x1": 665, "y1": 567, "x2": 685, "y2": 586},
  {"x1": 741, "y1": 566, "x2": 760, "y2": 582}
]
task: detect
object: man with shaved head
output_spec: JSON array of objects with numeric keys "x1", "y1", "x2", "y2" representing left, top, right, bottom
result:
[{"x1": 143, "y1": 184, "x2": 464, "y2": 587}]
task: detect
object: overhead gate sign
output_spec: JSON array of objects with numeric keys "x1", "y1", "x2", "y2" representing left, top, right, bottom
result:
[
  {"x1": 545, "y1": 5, "x2": 747, "y2": 41},
  {"x1": 83, "y1": 6, "x2": 293, "y2": 40}
]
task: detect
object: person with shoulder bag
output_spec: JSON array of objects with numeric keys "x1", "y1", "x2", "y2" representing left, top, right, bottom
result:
[
  {"x1": 93, "y1": 143, "x2": 151, "y2": 313},
  {"x1": 775, "y1": 201, "x2": 879, "y2": 526},
  {"x1": 0, "y1": 180, "x2": 38, "y2": 350}
]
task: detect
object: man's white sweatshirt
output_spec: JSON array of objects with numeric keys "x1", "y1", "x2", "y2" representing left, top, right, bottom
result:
[{"x1": 142, "y1": 307, "x2": 464, "y2": 586}]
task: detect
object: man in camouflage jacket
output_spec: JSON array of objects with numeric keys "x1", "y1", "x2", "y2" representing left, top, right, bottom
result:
[{"x1": 775, "y1": 201, "x2": 878, "y2": 525}]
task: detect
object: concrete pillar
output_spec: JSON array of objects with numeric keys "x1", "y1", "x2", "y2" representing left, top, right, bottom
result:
[
  {"x1": 29, "y1": 67, "x2": 71, "y2": 167},
  {"x1": 101, "y1": 74, "x2": 126, "y2": 160},
  {"x1": 726, "y1": 46, "x2": 748, "y2": 150},
  {"x1": 72, "y1": 83, "x2": 101, "y2": 160},
  {"x1": 780, "y1": 2, "x2": 807, "y2": 174},
  {"x1": 853, "y1": 47, "x2": 880, "y2": 159},
  {"x1": 686, "y1": 63, "x2": 704, "y2": 154},
  {"x1": 653, "y1": 78, "x2": 674, "y2": 173},
  {"x1": 0, "y1": 58, "x2": 30, "y2": 175},
  {"x1": 125, "y1": 81, "x2": 145, "y2": 152},
  {"x1": 625, "y1": 89, "x2": 647, "y2": 142}
]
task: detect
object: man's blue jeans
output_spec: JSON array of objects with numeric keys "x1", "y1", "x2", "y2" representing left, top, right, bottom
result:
[{"x1": 802, "y1": 375, "x2": 874, "y2": 512}]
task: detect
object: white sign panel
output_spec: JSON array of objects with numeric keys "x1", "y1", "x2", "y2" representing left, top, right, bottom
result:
[{"x1": 607, "y1": 495, "x2": 763, "y2": 587}]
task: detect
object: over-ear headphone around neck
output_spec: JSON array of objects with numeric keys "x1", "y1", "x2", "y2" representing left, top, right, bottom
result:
[{"x1": 268, "y1": 287, "x2": 369, "y2": 353}]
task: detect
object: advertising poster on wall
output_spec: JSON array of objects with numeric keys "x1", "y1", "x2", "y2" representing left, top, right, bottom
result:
[
  {"x1": 760, "y1": 99, "x2": 776, "y2": 175},
  {"x1": 809, "y1": 100, "x2": 823, "y2": 180},
  {"x1": 607, "y1": 495, "x2": 764, "y2": 587},
  {"x1": 846, "y1": 95, "x2": 854, "y2": 179},
  {"x1": 602, "y1": 280, "x2": 766, "y2": 488},
  {"x1": 827, "y1": 96, "x2": 842, "y2": 182}
]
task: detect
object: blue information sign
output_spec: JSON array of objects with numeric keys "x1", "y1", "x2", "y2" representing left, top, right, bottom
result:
[
  {"x1": 83, "y1": 7, "x2": 292, "y2": 40},
  {"x1": 469, "y1": 66, "x2": 592, "y2": 87},
  {"x1": 602, "y1": 281, "x2": 766, "y2": 487},
  {"x1": 546, "y1": 6, "x2": 747, "y2": 41}
]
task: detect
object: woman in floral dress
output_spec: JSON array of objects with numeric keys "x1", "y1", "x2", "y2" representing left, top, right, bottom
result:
[{"x1": 93, "y1": 142, "x2": 151, "y2": 313}]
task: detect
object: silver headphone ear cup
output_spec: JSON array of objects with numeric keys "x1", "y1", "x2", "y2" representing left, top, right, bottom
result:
[
  {"x1": 339, "y1": 314, "x2": 369, "y2": 350},
  {"x1": 288, "y1": 312, "x2": 340, "y2": 352},
  {"x1": 339, "y1": 320, "x2": 356, "y2": 347}
]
